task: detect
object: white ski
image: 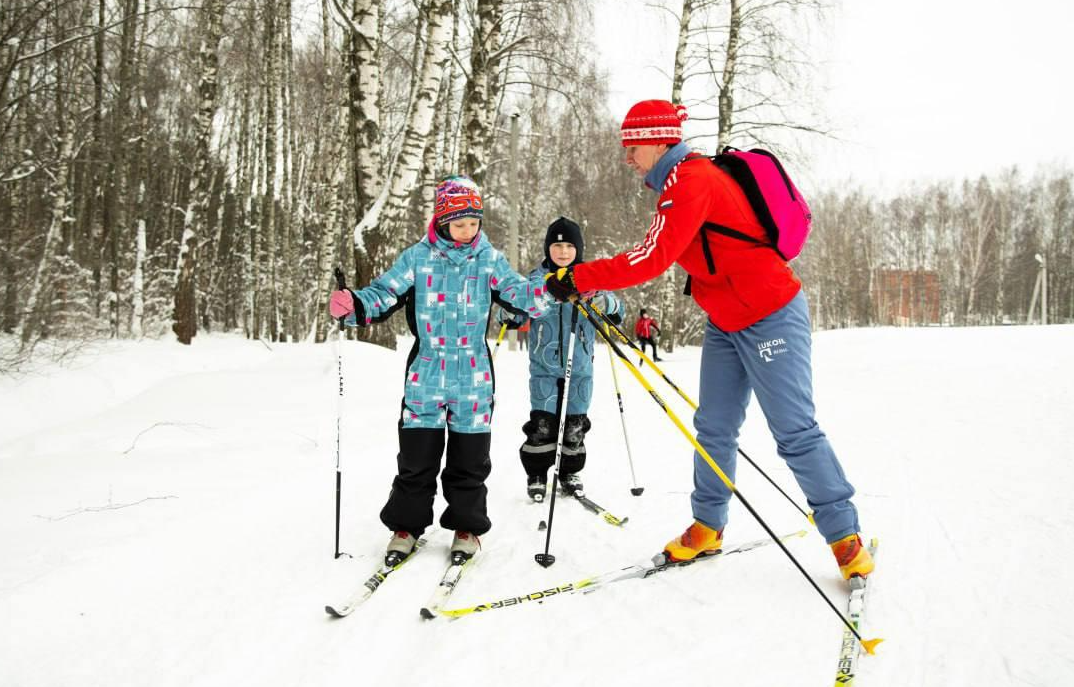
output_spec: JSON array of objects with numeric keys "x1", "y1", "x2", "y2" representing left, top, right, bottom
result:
[
  {"x1": 325, "y1": 538, "x2": 427, "y2": 618},
  {"x1": 833, "y1": 538, "x2": 880, "y2": 685}
]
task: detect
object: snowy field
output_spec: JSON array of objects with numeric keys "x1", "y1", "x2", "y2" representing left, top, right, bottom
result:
[{"x1": 2, "y1": 324, "x2": 1073, "y2": 687}]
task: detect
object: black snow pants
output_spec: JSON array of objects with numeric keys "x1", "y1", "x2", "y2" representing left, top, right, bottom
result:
[
  {"x1": 379, "y1": 425, "x2": 492, "y2": 537},
  {"x1": 519, "y1": 409, "x2": 591, "y2": 478}
]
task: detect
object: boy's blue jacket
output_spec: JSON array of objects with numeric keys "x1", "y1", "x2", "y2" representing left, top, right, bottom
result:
[
  {"x1": 347, "y1": 227, "x2": 551, "y2": 432},
  {"x1": 512, "y1": 264, "x2": 621, "y2": 415}
]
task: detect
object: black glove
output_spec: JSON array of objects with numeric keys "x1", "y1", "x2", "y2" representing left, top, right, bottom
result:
[{"x1": 544, "y1": 266, "x2": 578, "y2": 302}]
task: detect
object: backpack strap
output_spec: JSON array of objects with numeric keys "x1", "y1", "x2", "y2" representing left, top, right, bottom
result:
[
  {"x1": 702, "y1": 221, "x2": 767, "y2": 248},
  {"x1": 711, "y1": 152, "x2": 785, "y2": 256}
]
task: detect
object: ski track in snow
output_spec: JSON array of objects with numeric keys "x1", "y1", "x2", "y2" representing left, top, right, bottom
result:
[{"x1": 1, "y1": 326, "x2": 1073, "y2": 686}]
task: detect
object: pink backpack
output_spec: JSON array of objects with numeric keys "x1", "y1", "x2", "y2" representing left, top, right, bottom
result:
[{"x1": 704, "y1": 147, "x2": 812, "y2": 261}]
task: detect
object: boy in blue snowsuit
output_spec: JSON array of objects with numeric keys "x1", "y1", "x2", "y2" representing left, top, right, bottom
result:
[
  {"x1": 500, "y1": 217, "x2": 622, "y2": 500},
  {"x1": 329, "y1": 177, "x2": 552, "y2": 560}
]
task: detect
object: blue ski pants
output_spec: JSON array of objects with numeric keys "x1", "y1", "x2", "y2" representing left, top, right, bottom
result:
[{"x1": 691, "y1": 292, "x2": 860, "y2": 544}]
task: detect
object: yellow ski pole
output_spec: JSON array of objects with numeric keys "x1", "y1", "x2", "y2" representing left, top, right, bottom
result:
[
  {"x1": 591, "y1": 303, "x2": 814, "y2": 525},
  {"x1": 589, "y1": 302, "x2": 698, "y2": 410},
  {"x1": 575, "y1": 300, "x2": 882, "y2": 656},
  {"x1": 490, "y1": 321, "x2": 508, "y2": 361}
]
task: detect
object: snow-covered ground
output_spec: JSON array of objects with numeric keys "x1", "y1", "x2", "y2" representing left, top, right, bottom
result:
[{"x1": 2, "y1": 325, "x2": 1072, "y2": 686}]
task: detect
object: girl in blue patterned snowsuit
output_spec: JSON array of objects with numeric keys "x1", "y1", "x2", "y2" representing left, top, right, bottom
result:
[
  {"x1": 329, "y1": 177, "x2": 552, "y2": 559},
  {"x1": 500, "y1": 217, "x2": 621, "y2": 500}
]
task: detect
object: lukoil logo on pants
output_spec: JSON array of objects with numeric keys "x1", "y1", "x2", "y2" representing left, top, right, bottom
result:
[{"x1": 757, "y1": 338, "x2": 788, "y2": 362}]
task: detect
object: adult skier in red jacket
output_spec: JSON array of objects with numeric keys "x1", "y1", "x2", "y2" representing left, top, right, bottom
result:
[{"x1": 543, "y1": 99, "x2": 873, "y2": 581}]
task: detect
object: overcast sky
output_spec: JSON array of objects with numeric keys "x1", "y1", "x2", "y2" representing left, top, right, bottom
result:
[{"x1": 593, "y1": 0, "x2": 1073, "y2": 193}]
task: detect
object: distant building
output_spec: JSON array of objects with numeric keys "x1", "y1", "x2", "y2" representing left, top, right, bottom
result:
[{"x1": 872, "y1": 269, "x2": 941, "y2": 325}]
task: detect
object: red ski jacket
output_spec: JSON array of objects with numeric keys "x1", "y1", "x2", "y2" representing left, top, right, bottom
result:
[
  {"x1": 634, "y1": 316, "x2": 658, "y2": 338},
  {"x1": 573, "y1": 156, "x2": 801, "y2": 332}
]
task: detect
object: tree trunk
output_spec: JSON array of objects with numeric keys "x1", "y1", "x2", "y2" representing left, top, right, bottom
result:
[
  {"x1": 282, "y1": 0, "x2": 299, "y2": 342},
  {"x1": 172, "y1": 0, "x2": 226, "y2": 345},
  {"x1": 371, "y1": 0, "x2": 455, "y2": 251},
  {"x1": 20, "y1": 130, "x2": 74, "y2": 346},
  {"x1": 19, "y1": 8, "x2": 79, "y2": 346},
  {"x1": 457, "y1": 0, "x2": 502, "y2": 186},
  {"x1": 660, "y1": 0, "x2": 695, "y2": 353},
  {"x1": 717, "y1": 0, "x2": 741, "y2": 150},
  {"x1": 671, "y1": 0, "x2": 693, "y2": 104},
  {"x1": 261, "y1": 0, "x2": 281, "y2": 341},
  {"x1": 104, "y1": 0, "x2": 138, "y2": 337},
  {"x1": 345, "y1": 0, "x2": 382, "y2": 282}
]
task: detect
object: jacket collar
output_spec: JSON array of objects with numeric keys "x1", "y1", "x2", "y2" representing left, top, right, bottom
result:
[
  {"x1": 644, "y1": 141, "x2": 692, "y2": 192},
  {"x1": 426, "y1": 220, "x2": 485, "y2": 265}
]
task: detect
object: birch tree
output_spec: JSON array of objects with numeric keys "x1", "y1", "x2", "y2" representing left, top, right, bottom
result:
[
  {"x1": 368, "y1": 0, "x2": 455, "y2": 250},
  {"x1": 457, "y1": 0, "x2": 503, "y2": 186},
  {"x1": 676, "y1": 0, "x2": 826, "y2": 153},
  {"x1": 658, "y1": 0, "x2": 698, "y2": 353},
  {"x1": 18, "y1": 3, "x2": 83, "y2": 346},
  {"x1": 172, "y1": 0, "x2": 226, "y2": 344},
  {"x1": 335, "y1": 0, "x2": 382, "y2": 279}
]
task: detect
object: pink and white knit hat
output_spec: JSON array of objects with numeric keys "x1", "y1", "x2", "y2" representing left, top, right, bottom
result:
[
  {"x1": 433, "y1": 175, "x2": 483, "y2": 225},
  {"x1": 620, "y1": 100, "x2": 689, "y2": 146}
]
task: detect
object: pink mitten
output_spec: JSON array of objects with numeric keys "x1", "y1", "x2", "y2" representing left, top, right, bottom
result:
[
  {"x1": 579, "y1": 290, "x2": 597, "y2": 300},
  {"x1": 329, "y1": 290, "x2": 355, "y2": 318}
]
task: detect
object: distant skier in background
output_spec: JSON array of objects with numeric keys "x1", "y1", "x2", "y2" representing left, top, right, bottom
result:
[
  {"x1": 329, "y1": 176, "x2": 551, "y2": 562},
  {"x1": 634, "y1": 308, "x2": 662, "y2": 362},
  {"x1": 500, "y1": 217, "x2": 622, "y2": 501}
]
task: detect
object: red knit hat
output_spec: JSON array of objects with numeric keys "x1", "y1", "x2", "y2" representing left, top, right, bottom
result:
[{"x1": 620, "y1": 100, "x2": 689, "y2": 147}]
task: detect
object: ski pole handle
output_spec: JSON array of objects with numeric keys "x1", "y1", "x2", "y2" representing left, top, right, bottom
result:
[{"x1": 491, "y1": 322, "x2": 508, "y2": 361}]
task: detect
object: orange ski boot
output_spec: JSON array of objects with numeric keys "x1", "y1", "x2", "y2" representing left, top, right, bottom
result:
[
  {"x1": 662, "y1": 521, "x2": 724, "y2": 563},
  {"x1": 831, "y1": 533, "x2": 875, "y2": 580}
]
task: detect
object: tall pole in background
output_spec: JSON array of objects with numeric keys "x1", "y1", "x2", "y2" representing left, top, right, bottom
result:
[
  {"x1": 1041, "y1": 254, "x2": 1048, "y2": 325},
  {"x1": 507, "y1": 109, "x2": 521, "y2": 351},
  {"x1": 1034, "y1": 253, "x2": 1048, "y2": 325}
]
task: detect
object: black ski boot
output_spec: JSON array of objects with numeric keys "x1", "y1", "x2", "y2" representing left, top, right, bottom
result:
[
  {"x1": 527, "y1": 474, "x2": 547, "y2": 502},
  {"x1": 560, "y1": 472, "x2": 584, "y2": 497}
]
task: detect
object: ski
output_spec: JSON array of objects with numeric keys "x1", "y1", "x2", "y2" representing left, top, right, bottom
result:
[
  {"x1": 569, "y1": 491, "x2": 628, "y2": 527},
  {"x1": 325, "y1": 538, "x2": 427, "y2": 618},
  {"x1": 439, "y1": 530, "x2": 807, "y2": 619},
  {"x1": 532, "y1": 484, "x2": 629, "y2": 527},
  {"x1": 419, "y1": 551, "x2": 478, "y2": 620},
  {"x1": 833, "y1": 538, "x2": 880, "y2": 686}
]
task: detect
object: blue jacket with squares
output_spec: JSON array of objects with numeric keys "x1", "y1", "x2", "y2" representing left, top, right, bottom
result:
[
  {"x1": 347, "y1": 228, "x2": 551, "y2": 433},
  {"x1": 520, "y1": 265, "x2": 621, "y2": 415}
]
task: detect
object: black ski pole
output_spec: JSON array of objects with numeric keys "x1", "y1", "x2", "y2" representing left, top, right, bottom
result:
[
  {"x1": 332, "y1": 267, "x2": 351, "y2": 560},
  {"x1": 535, "y1": 305, "x2": 579, "y2": 568}
]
